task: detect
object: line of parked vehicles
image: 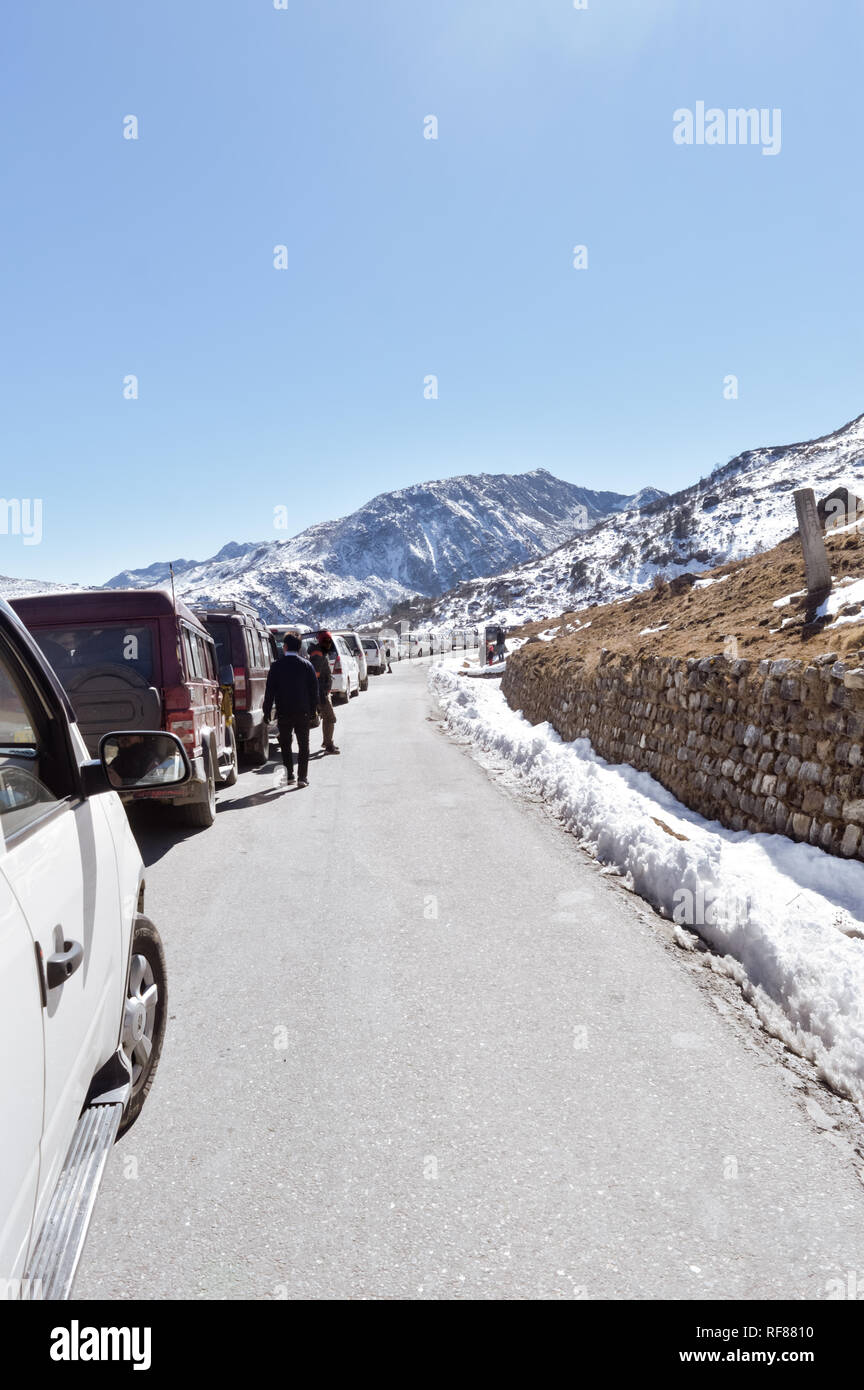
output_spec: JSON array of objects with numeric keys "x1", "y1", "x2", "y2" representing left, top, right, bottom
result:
[
  {"x1": 0, "y1": 585, "x2": 490, "y2": 1297},
  {"x1": 7, "y1": 592, "x2": 424, "y2": 834}
]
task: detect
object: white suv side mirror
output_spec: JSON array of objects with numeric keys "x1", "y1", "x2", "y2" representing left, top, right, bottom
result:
[{"x1": 81, "y1": 731, "x2": 192, "y2": 796}]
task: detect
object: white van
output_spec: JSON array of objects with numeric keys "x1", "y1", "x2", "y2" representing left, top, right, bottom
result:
[
  {"x1": 360, "y1": 635, "x2": 385, "y2": 674},
  {"x1": 0, "y1": 596, "x2": 189, "y2": 1298}
]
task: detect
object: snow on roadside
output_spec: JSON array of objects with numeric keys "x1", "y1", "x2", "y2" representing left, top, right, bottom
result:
[{"x1": 429, "y1": 663, "x2": 864, "y2": 1111}]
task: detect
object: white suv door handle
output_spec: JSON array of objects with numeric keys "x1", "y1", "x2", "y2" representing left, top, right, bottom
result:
[{"x1": 46, "y1": 939, "x2": 84, "y2": 989}]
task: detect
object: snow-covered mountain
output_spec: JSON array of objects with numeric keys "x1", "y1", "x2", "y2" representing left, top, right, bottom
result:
[
  {"x1": 106, "y1": 541, "x2": 259, "y2": 591},
  {"x1": 106, "y1": 471, "x2": 664, "y2": 626},
  {"x1": 0, "y1": 574, "x2": 86, "y2": 600},
  {"x1": 415, "y1": 412, "x2": 864, "y2": 628}
]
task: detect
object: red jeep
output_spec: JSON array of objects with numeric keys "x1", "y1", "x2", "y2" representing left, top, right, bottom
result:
[{"x1": 10, "y1": 590, "x2": 238, "y2": 828}]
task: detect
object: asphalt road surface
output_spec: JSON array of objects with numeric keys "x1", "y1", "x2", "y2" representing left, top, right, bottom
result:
[{"x1": 76, "y1": 658, "x2": 864, "y2": 1300}]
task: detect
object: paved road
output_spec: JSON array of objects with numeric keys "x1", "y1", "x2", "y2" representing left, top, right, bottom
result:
[{"x1": 77, "y1": 659, "x2": 864, "y2": 1299}]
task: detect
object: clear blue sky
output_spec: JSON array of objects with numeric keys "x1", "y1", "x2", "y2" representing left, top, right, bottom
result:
[{"x1": 2, "y1": 0, "x2": 863, "y2": 583}]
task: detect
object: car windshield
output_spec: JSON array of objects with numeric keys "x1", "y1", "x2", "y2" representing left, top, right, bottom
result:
[{"x1": 29, "y1": 623, "x2": 158, "y2": 691}]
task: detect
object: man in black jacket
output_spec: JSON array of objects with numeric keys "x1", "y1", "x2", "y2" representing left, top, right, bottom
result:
[{"x1": 262, "y1": 633, "x2": 319, "y2": 787}]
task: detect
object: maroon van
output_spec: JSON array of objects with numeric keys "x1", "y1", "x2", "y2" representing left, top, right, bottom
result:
[
  {"x1": 194, "y1": 601, "x2": 277, "y2": 764},
  {"x1": 10, "y1": 590, "x2": 238, "y2": 827}
]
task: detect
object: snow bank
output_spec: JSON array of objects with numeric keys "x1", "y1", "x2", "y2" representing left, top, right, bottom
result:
[
  {"x1": 818, "y1": 576, "x2": 864, "y2": 618},
  {"x1": 430, "y1": 664, "x2": 864, "y2": 1110}
]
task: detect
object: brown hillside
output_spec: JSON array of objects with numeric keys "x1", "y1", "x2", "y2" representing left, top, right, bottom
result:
[{"x1": 512, "y1": 526, "x2": 864, "y2": 673}]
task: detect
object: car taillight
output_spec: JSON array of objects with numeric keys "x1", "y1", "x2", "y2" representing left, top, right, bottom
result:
[
  {"x1": 233, "y1": 666, "x2": 248, "y2": 708},
  {"x1": 167, "y1": 713, "x2": 196, "y2": 753},
  {"x1": 332, "y1": 654, "x2": 342, "y2": 674}
]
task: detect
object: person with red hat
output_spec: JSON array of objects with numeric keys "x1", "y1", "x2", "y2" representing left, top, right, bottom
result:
[{"x1": 306, "y1": 629, "x2": 340, "y2": 754}]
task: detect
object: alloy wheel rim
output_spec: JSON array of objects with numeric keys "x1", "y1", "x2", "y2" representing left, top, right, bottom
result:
[{"x1": 122, "y1": 953, "x2": 158, "y2": 1086}]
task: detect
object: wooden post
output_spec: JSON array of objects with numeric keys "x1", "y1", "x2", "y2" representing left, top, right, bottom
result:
[{"x1": 794, "y1": 488, "x2": 831, "y2": 594}]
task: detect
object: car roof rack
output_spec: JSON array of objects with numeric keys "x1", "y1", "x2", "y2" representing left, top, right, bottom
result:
[{"x1": 194, "y1": 599, "x2": 261, "y2": 620}]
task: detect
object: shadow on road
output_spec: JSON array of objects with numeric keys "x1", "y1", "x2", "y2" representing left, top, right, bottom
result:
[
  {"x1": 246, "y1": 749, "x2": 326, "y2": 774},
  {"x1": 124, "y1": 804, "x2": 204, "y2": 867},
  {"x1": 215, "y1": 786, "x2": 300, "y2": 813},
  {"x1": 123, "y1": 749, "x2": 326, "y2": 862}
]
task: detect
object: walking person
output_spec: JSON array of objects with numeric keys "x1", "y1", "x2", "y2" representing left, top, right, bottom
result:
[
  {"x1": 262, "y1": 633, "x2": 319, "y2": 788},
  {"x1": 306, "y1": 629, "x2": 340, "y2": 754},
  {"x1": 383, "y1": 636, "x2": 393, "y2": 673}
]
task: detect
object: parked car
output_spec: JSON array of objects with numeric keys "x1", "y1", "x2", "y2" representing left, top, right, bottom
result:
[
  {"x1": 0, "y1": 595, "x2": 188, "y2": 1297},
  {"x1": 301, "y1": 632, "x2": 359, "y2": 702},
  {"x1": 360, "y1": 635, "x2": 385, "y2": 674},
  {"x1": 409, "y1": 630, "x2": 433, "y2": 657},
  {"x1": 335, "y1": 631, "x2": 368, "y2": 691},
  {"x1": 267, "y1": 624, "x2": 293, "y2": 649},
  {"x1": 196, "y1": 601, "x2": 275, "y2": 764},
  {"x1": 11, "y1": 590, "x2": 238, "y2": 828}
]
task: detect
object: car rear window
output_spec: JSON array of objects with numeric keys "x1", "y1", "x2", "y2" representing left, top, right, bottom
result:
[
  {"x1": 303, "y1": 638, "x2": 337, "y2": 665},
  {"x1": 204, "y1": 619, "x2": 233, "y2": 670},
  {"x1": 29, "y1": 623, "x2": 157, "y2": 691},
  {"x1": 361, "y1": 639, "x2": 378, "y2": 651}
]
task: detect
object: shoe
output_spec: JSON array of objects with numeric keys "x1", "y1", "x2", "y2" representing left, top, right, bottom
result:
[
  {"x1": 323, "y1": 744, "x2": 341, "y2": 755},
  {"x1": 285, "y1": 773, "x2": 296, "y2": 784},
  {"x1": 297, "y1": 778, "x2": 309, "y2": 787}
]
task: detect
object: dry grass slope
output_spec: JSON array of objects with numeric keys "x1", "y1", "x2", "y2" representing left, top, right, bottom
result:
[{"x1": 513, "y1": 526, "x2": 864, "y2": 672}]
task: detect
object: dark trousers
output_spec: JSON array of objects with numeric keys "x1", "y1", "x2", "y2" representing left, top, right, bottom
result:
[
  {"x1": 319, "y1": 694, "x2": 336, "y2": 748},
  {"x1": 277, "y1": 714, "x2": 310, "y2": 780}
]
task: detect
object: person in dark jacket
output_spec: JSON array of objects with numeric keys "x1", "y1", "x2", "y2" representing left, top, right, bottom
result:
[
  {"x1": 306, "y1": 630, "x2": 339, "y2": 754},
  {"x1": 262, "y1": 633, "x2": 319, "y2": 786}
]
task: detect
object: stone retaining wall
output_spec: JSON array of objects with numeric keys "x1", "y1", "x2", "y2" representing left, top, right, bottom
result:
[{"x1": 501, "y1": 646, "x2": 864, "y2": 860}]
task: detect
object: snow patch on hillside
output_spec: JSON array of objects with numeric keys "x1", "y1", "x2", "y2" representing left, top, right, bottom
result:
[{"x1": 0, "y1": 576, "x2": 88, "y2": 600}]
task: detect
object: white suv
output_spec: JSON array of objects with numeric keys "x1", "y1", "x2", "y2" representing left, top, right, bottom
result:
[
  {"x1": 301, "y1": 632, "x2": 359, "y2": 702},
  {"x1": 334, "y1": 631, "x2": 368, "y2": 691},
  {"x1": 0, "y1": 597, "x2": 189, "y2": 1299}
]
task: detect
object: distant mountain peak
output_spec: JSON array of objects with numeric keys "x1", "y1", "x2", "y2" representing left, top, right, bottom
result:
[
  {"x1": 416, "y1": 409, "x2": 864, "y2": 628},
  {"x1": 105, "y1": 467, "x2": 658, "y2": 626}
]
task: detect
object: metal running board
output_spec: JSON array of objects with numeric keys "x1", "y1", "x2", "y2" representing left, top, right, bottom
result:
[{"x1": 24, "y1": 1102, "x2": 123, "y2": 1300}]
